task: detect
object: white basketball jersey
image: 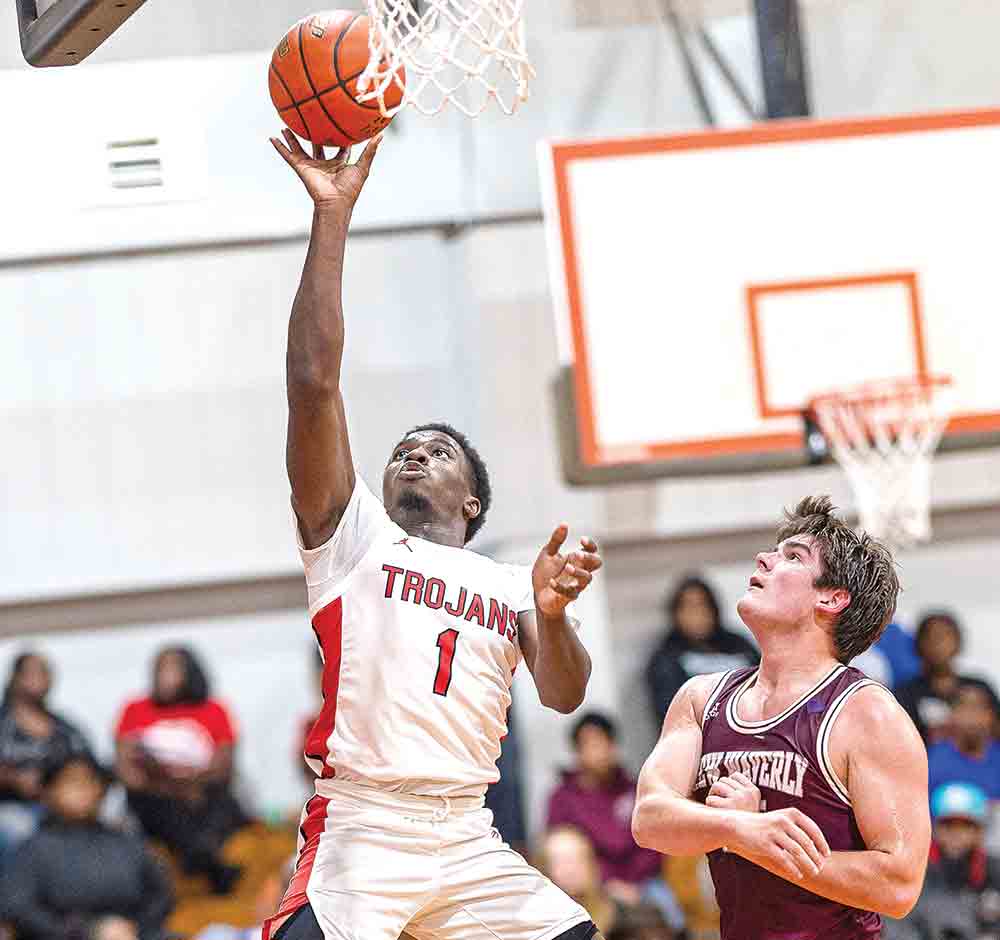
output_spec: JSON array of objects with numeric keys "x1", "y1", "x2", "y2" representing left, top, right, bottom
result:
[{"x1": 297, "y1": 477, "x2": 534, "y2": 798}]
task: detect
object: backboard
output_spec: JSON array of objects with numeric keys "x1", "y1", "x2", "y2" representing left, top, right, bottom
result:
[{"x1": 541, "y1": 109, "x2": 1000, "y2": 484}]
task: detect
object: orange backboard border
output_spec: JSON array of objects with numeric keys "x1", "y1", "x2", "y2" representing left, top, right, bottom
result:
[{"x1": 548, "y1": 107, "x2": 1000, "y2": 469}]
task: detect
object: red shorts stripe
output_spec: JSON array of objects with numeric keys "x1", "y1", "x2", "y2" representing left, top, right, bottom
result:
[
  {"x1": 305, "y1": 597, "x2": 344, "y2": 778},
  {"x1": 262, "y1": 794, "x2": 331, "y2": 939}
]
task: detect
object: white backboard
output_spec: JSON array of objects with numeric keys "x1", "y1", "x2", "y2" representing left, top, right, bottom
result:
[{"x1": 542, "y1": 109, "x2": 1000, "y2": 479}]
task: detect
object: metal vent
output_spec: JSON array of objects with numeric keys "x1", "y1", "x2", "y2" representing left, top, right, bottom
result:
[{"x1": 107, "y1": 137, "x2": 163, "y2": 190}]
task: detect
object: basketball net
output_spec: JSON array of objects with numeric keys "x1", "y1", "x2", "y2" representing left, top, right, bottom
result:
[
  {"x1": 809, "y1": 376, "x2": 954, "y2": 551},
  {"x1": 356, "y1": 0, "x2": 534, "y2": 117}
]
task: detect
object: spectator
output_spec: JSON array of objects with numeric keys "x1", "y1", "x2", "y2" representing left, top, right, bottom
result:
[
  {"x1": 0, "y1": 652, "x2": 90, "y2": 867},
  {"x1": 885, "y1": 782, "x2": 1000, "y2": 940},
  {"x1": 645, "y1": 575, "x2": 758, "y2": 726},
  {"x1": 928, "y1": 680, "x2": 1000, "y2": 803},
  {"x1": 115, "y1": 646, "x2": 249, "y2": 894},
  {"x1": 0, "y1": 750, "x2": 173, "y2": 940},
  {"x1": 894, "y1": 611, "x2": 981, "y2": 742},
  {"x1": 872, "y1": 622, "x2": 922, "y2": 689},
  {"x1": 606, "y1": 903, "x2": 679, "y2": 940},
  {"x1": 537, "y1": 826, "x2": 625, "y2": 936},
  {"x1": 484, "y1": 702, "x2": 528, "y2": 854},
  {"x1": 546, "y1": 712, "x2": 684, "y2": 932}
]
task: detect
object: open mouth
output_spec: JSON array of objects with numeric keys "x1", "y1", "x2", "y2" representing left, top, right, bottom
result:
[
  {"x1": 749, "y1": 576, "x2": 764, "y2": 590},
  {"x1": 398, "y1": 462, "x2": 426, "y2": 478}
]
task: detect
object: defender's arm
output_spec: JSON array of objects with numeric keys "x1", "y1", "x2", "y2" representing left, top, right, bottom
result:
[
  {"x1": 632, "y1": 675, "x2": 829, "y2": 881},
  {"x1": 270, "y1": 132, "x2": 383, "y2": 548},
  {"x1": 632, "y1": 674, "x2": 736, "y2": 855},
  {"x1": 791, "y1": 685, "x2": 930, "y2": 918}
]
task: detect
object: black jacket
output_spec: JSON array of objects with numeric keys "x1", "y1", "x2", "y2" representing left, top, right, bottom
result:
[
  {"x1": 645, "y1": 626, "x2": 759, "y2": 725},
  {"x1": 0, "y1": 705, "x2": 91, "y2": 802},
  {"x1": 0, "y1": 817, "x2": 173, "y2": 940},
  {"x1": 884, "y1": 847, "x2": 1000, "y2": 940}
]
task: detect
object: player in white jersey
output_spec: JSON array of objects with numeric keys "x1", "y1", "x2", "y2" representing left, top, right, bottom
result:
[{"x1": 266, "y1": 129, "x2": 605, "y2": 940}]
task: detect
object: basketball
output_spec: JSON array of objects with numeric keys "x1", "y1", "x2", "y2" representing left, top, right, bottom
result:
[{"x1": 268, "y1": 11, "x2": 404, "y2": 149}]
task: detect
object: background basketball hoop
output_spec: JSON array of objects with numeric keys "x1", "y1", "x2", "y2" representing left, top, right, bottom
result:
[
  {"x1": 356, "y1": 0, "x2": 533, "y2": 117},
  {"x1": 808, "y1": 376, "x2": 954, "y2": 550}
]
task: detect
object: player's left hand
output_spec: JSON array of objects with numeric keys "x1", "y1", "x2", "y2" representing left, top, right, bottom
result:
[
  {"x1": 707, "y1": 772, "x2": 762, "y2": 813},
  {"x1": 532, "y1": 526, "x2": 602, "y2": 617}
]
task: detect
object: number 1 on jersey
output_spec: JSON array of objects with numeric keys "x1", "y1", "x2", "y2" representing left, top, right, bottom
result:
[{"x1": 434, "y1": 628, "x2": 459, "y2": 696}]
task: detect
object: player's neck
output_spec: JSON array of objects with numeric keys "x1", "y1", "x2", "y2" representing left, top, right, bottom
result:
[
  {"x1": 754, "y1": 632, "x2": 840, "y2": 695},
  {"x1": 394, "y1": 512, "x2": 466, "y2": 549}
]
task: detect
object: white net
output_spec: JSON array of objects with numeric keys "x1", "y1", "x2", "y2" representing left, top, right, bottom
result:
[
  {"x1": 356, "y1": 0, "x2": 534, "y2": 117},
  {"x1": 810, "y1": 377, "x2": 954, "y2": 550}
]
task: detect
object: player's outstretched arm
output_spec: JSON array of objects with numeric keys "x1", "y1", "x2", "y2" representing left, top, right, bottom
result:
[
  {"x1": 789, "y1": 685, "x2": 930, "y2": 918},
  {"x1": 517, "y1": 526, "x2": 601, "y2": 713},
  {"x1": 269, "y1": 131, "x2": 383, "y2": 548},
  {"x1": 632, "y1": 675, "x2": 830, "y2": 883}
]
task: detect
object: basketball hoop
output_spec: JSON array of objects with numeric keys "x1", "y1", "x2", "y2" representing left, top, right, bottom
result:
[
  {"x1": 356, "y1": 0, "x2": 534, "y2": 117},
  {"x1": 808, "y1": 376, "x2": 954, "y2": 550}
]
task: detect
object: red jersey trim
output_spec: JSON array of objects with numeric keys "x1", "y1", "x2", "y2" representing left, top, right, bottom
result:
[
  {"x1": 305, "y1": 597, "x2": 344, "y2": 779},
  {"x1": 262, "y1": 794, "x2": 331, "y2": 939}
]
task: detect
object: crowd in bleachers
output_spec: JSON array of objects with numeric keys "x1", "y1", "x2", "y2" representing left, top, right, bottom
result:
[
  {"x1": 0, "y1": 647, "x2": 292, "y2": 940},
  {"x1": 0, "y1": 573, "x2": 997, "y2": 940}
]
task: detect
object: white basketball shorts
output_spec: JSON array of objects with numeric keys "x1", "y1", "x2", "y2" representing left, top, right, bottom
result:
[{"x1": 263, "y1": 779, "x2": 591, "y2": 940}]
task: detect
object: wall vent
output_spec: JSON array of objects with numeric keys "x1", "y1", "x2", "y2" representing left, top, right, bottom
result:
[{"x1": 107, "y1": 137, "x2": 163, "y2": 190}]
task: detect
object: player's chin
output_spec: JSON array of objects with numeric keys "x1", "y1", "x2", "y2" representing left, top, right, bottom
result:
[
  {"x1": 736, "y1": 592, "x2": 766, "y2": 621},
  {"x1": 392, "y1": 481, "x2": 436, "y2": 512}
]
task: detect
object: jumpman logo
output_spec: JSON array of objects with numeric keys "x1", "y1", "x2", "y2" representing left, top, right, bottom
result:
[{"x1": 395, "y1": 537, "x2": 414, "y2": 552}]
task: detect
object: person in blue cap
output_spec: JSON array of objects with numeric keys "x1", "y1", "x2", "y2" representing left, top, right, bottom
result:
[{"x1": 885, "y1": 782, "x2": 1000, "y2": 940}]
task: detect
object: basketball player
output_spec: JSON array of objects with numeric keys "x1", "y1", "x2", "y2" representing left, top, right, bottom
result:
[
  {"x1": 632, "y1": 497, "x2": 930, "y2": 939},
  {"x1": 265, "y1": 128, "x2": 604, "y2": 940}
]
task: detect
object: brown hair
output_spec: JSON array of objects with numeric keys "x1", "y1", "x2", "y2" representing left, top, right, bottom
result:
[{"x1": 776, "y1": 496, "x2": 899, "y2": 663}]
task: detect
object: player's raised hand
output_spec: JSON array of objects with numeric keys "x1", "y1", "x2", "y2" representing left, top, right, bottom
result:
[
  {"x1": 706, "y1": 772, "x2": 762, "y2": 813},
  {"x1": 728, "y1": 806, "x2": 831, "y2": 882},
  {"x1": 532, "y1": 526, "x2": 603, "y2": 617},
  {"x1": 269, "y1": 130, "x2": 383, "y2": 210}
]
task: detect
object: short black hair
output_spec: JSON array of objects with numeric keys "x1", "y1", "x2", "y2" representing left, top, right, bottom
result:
[
  {"x1": 41, "y1": 749, "x2": 112, "y2": 790},
  {"x1": 956, "y1": 677, "x2": 1000, "y2": 721},
  {"x1": 914, "y1": 610, "x2": 962, "y2": 656},
  {"x1": 571, "y1": 710, "x2": 618, "y2": 746},
  {"x1": 405, "y1": 422, "x2": 492, "y2": 543},
  {"x1": 606, "y1": 903, "x2": 675, "y2": 940}
]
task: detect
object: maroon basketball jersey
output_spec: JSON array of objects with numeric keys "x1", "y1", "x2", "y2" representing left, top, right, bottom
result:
[{"x1": 694, "y1": 665, "x2": 882, "y2": 940}]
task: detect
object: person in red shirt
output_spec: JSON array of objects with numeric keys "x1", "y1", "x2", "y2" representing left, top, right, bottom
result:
[{"x1": 115, "y1": 646, "x2": 250, "y2": 894}]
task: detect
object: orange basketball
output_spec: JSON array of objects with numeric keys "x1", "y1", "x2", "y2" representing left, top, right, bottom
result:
[{"x1": 268, "y1": 11, "x2": 404, "y2": 149}]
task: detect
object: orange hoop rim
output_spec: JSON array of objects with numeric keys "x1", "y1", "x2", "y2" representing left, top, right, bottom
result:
[{"x1": 808, "y1": 374, "x2": 953, "y2": 416}]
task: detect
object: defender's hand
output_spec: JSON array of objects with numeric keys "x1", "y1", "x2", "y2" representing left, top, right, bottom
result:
[
  {"x1": 270, "y1": 130, "x2": 383, "y2": 210},
  {"x1": 727, "y1": 807, "x2": 831, "y2": 882},
  {"x1": 707, "y1": 772, "x2": 762, "y2": 813},
  {"x1": 532, "y1": 526, "x2": 602, "y2": 617}
]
